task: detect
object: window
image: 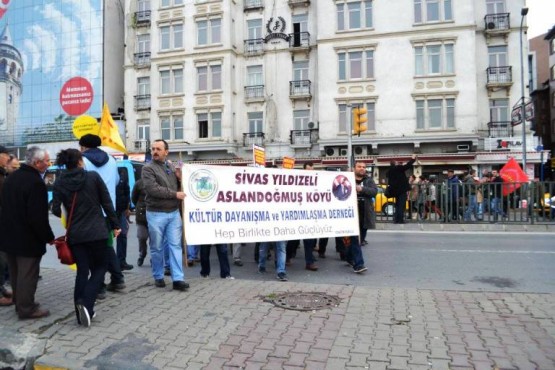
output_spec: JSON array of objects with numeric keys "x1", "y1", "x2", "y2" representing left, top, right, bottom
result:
[
  {"x1": 138, "y1": 0, "x2": 150, "y2": 12},
  {"x1": 414, "y1": 0, "x2": 452, "y2": 23},
  {"x1": 161, "y1": 0, "x2": 183, "y2": 7},
  {"x1": 137, "y1": 34, "x2": 150, "y2": 53},
  {"x1": 248, "y1": 112, "x2": 263, "y2": 133},
  {"x1": 488, "y1": 46, "x2": 507, "y2": 67},
  {"x1": 365, "y1": 102, "x2": 376, "y2": 131},
  {"x1": 489, "y1": 99, "x2": 509, "y2": 122},
  {"x1": 137, "y1": 77, "x2": 150, "y2": 95},
  {"x1": 247, "y1": 19, "x2": 262, "y2": 39},
  {"x1": 416, "y1": 98, "x2": 455, "y2": 129},
  {"x1": 293, "y1": 110, "x2": 310, "y2": 130},
  {"x1": 159, "y1": 67, "x2": 183, "y2": 95},
  {"x1": 338, "y1": 49, "x2": 374, "y2": 80},
  {"x1": 137, "y1": 120, "x2": 150, "y2": 141},
  {"x1": 247, "y1": 65, "x2": 263, "y2": 86},
  {"x1": 160, "y1": 23, "x2": 183, "y2": 51},
  {"x1": 160, "y1": 114, "x2": 184, "y2": 141},
  {"x1": 197, "y1": 18, "x2": 222, "y2": 46},
  {"x1": 197, "y1": 112, "x2": 222, "y2": 139},
  {"x1": 551, "y1": 65, "x2": 555, "y2": 81},
  {"x1": 551, "y1": 39, "x2": 555, "y2": 55},
  {"x1": 486, "y1": 0, "x2": 505, "y2": 14},
  {"x1": 197, "y1": 64, "x2": 222, "y2": 92},
  {"x1": 414, "y1": 42, "x2": 454, "y2": 76},
  {"x1": 336, "y1": 1, "x2": 372, "y2": 31}
]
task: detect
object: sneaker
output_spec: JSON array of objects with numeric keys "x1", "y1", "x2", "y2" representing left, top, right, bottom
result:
[
  {"x1": 276, "y1": 273, "x2": 288, "y2": 281},
  {"x1": 258, "y1": 267, "x2": 266, "y2": 274},
  {"x1": 155, "y1": 279, "x2": 166, "y2": 288},
  {"x1": 361, "y1": 240, "x2": 368, "y2": 246},
  {"x1": 164, "y1": 268, "x2": 171, "y2": 276},
  {"x1": 354, "y1": 266, "x2": 368, "y2": 274},
  {"x1": 224, "y1": 276, "x2": 235, "y2": 280},
  {"x1": 76, "y1": 304, "x2": 90, "y2": 327},
  {"x1": 106, "y1": 282, "x2": 126, "y2": 292},
  {"x1": 172, "y1": 281, "x2": 190, "y2": 291},
  {"x1": 233, "y1": 260, "x2": 243, "y2": 267},
  {"x1": 120, "y1": 263, "x2": 134, "y2": 271}
]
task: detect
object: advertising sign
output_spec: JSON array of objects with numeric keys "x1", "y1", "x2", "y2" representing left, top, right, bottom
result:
[
  {"x1": 253, "y1": 144, "x2": 265, "y2": 167},
  {"x1": 182, "y1": 165, "x2": 359, "y2": 244},
  {"x1": 0, "y1": 0, "x2": 103, "y2": 146}
]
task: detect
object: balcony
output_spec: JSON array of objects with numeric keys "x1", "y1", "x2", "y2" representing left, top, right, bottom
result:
[
  {"x1": 134, "y1": 95, "x2": 151, "y2": 111},
  {"x1": 289, "y1": 80, "x2": 311, "y2": 100},
  {"x1": 289, "y1": 32, "x2": 310, "y2": 50},
  {"x1": 290, "y1": 128, "x2": 318, "y2": 147},
  {"x1": 488, "y1": 121, "x2": 513, "y2": 138},
  {"x1": 288, "y1": 0, "x2": 310, "y2": 8},
  {"x1": 134, "y1": 52, "x2": 151, "y2": 67},
  {"x1": 484, "y1": 13, "x2": 510, "y2": 42},
  {"x1": 134, "y1": 140, "x2": 150, "y2": 152},
  {"x1": 244, "y1": 85, "x2": 265, "y2": 103},
  {"x1": 134, "y1": 11, "x2": 151, "y2": 27},
  {"x1": 486, "y1": 66, "x2": 512, "y2": 96},
  {"x1": 244, "y1": 38, "x2": 264, "y2": 56},
  {"x1": 244, "y1": 0, "x2": 263, "y2": 11},
  {"x1": 243, "y1": 132, "x2": 265, "y2": 147}
]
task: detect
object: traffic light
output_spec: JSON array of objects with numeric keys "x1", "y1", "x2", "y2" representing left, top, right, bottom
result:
[{"x1": 353, "y1": 107, "x2": 368, "y2": 136}]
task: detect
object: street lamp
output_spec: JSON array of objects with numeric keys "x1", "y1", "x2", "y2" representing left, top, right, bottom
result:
[{"x1": 519, "y1": 7, "x2": 528, "y2": 171}]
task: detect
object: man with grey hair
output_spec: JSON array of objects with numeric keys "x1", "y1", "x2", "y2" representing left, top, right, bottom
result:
[{"x1": 0, "y1": 147, "x2": 54, "y2": 319}]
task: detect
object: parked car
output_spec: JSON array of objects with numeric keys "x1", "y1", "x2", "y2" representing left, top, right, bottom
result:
[{"x1": 374, "y1": 184, "x2": 409, "y2": 216}]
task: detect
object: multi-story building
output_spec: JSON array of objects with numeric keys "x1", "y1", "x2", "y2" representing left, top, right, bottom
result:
[{"x1": 123, "y1": 0, "x2": 547, "y2": 180}]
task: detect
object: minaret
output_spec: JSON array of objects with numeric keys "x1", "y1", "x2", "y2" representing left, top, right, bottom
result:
[{"x1": 0, "y1": 24, "x2": 23, "y2": 146}]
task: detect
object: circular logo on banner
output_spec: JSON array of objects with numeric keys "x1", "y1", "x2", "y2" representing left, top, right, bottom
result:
[
  {"x1": 189, "y1": 169, "x2": 218, "y2": 202},
  {"x1": 59, "y1": 77, "x2": 93, "y2": 116},
  {"x1": 332, "y1": 175, "x2": 352, "y2": 201}
]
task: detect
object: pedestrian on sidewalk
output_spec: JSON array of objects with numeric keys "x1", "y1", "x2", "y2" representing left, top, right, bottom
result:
[
  {"x1": 354, "y1": 160, "x2": 378, "y2": 244},
  {"x1": 142, "y1": 139, "x2": 188, "y2": 291},
  {"x1": 258, "y1": 241, "x2": 288, "y2": 281},
  {"x1": 52, "y1": 149, "x2": 121, "y2": 327},
  {"x1": 386, "y1": 154, "x2": 416, "y2": 224},
  {"x1": 199, "y1": 244, "x2": 234, "y2": 279},
  {"x1": 131, "y1": 178, "x2": 149, "y2": 267},
  {"x1": 79, "y1": 134, "x2": 126, "y2": 296},
  {"x1": 301, "y1": 162, "x2": 318, "y2": 271},
  {"x1": 0, "y1": 147, "x2": 55, "y2": 319},
  {"x1": 115, "y1": 167, "x2": 133, "y2": 271}
]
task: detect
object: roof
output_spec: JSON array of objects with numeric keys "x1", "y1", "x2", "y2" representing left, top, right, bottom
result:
[{"x1": 544, "y1": 25, "x2": 555, "y2": 40}]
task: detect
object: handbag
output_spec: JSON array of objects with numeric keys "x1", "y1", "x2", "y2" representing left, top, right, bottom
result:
[{"x1": 53, "y1": 193, "x2": 77, "y2": 265}]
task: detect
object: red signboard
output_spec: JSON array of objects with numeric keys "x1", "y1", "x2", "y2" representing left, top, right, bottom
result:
[{"x1": 59, "y1": 77, "x2": 94, "y2": 116}]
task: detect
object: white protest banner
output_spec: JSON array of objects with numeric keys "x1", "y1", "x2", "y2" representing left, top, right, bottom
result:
[{"x1": 182, "y1": 164, "x2": 359, "y2": 244}]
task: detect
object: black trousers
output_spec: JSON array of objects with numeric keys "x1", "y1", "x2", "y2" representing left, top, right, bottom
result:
[
  {"x1": 72, "y1": 240, "x2": 108, "y2": 315},
  {"x1": 317, "y1": 238, "x2": 328, "y2": 255},
  {"x1": 394, "y1": 192, "x2": 408, "y2": 223},
  {"x1": 6, "y1": 254, "x2": 41, "y2": 318}
]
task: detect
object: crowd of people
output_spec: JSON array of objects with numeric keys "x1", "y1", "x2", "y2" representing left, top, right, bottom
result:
[{"x1": 0, "y1": 138, "x2": 377, "y2": 328}]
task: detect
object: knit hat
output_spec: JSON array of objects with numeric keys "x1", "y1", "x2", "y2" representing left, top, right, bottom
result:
[{"x1": 78, "y1": 134, "x2": 101, "y2": 148}]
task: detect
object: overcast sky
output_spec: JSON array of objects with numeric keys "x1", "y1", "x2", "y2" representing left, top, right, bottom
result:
[{"x1": 527, "y1": 0, "x2": 554, "y2": 39}]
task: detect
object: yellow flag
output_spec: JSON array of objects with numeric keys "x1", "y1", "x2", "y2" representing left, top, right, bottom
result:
[{"x1": 100, "y1": 102, "x2": 127, "y2": 154}]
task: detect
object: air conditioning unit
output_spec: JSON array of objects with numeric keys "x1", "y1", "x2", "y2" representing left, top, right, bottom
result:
[
  {"x1": 339, "y1": 148, "x2": 348, "y2": 156},
  {"x1": 457, "y1": 144, "x2": 470, "y2": 152},
  {"x1": 354, "y1": 146, "x2": 368, "y2": 156},
  {"x1": 487, "y1": 22, "x2": 496, "y2": 30},
  {"x1": 325, "y1": 147, "x2": 335, "y2": 157}
]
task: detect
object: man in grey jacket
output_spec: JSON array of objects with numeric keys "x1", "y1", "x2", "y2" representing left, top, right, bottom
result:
[{"x1": 142, "y1": 139, "x2": 188, "y2": 291}]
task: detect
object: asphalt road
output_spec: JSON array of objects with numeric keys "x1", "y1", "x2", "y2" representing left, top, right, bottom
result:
[{"x1": 43, "y1": 215, "x2": 555, "y2": 293}]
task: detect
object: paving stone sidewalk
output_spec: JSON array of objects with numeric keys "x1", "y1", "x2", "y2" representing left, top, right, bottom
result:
[{"x1": 1, "y1": 268, "x2": 554, "y2": 370}]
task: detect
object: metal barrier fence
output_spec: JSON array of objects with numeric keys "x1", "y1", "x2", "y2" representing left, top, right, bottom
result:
[{"x1": 375, "y1": 181, "x2": 555, "y2": 224}]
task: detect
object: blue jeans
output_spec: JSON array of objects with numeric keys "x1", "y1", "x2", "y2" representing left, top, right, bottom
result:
[
  {"x1": 490, "y1": 198, "x2": 504, "y2": 219},
  {"x1": 464, "y1": 195, "x2": 478, "y2": 221},
  {"x1": 147, "y1": 210, "x2": 184, "y2": 281},
  {"x1": 259, "y1": 241, "x2": 286, "y2": 274},
  {"x1": 187, "y1": 244, "x2": 199, "y2": 261},
  {"x1": 200, "y1": 244, "x2": 231, "y2": 278},
  {"x1": 346, "y1": 236, "x2": 365, "y2": 269},
  {"x1": 303, "y1": 239, "x2": 316, "y2": 265}
]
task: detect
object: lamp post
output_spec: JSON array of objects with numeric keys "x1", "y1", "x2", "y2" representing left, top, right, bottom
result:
[{"x1": 519, "y1": 7, "x2": 528, "y2": 171}]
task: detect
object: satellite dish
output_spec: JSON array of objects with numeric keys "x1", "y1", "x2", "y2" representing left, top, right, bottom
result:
[{"x1": 307, "y1": 122, "x2": 315, "y2": 129}]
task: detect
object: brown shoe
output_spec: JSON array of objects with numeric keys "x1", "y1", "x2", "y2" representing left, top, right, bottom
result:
[
  {"x1": 305, "y1": 264, "x2": 318, "y2": 271},
  {"x1": 0, "y1": 296, "x2": 13, "y2": 306},
  {"x1": 20, "y1": 308, "x2": 50, "y2": 320}
]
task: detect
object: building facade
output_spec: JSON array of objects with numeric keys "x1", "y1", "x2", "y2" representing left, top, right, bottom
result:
[{"x1": 123, "y1": 0, "x2": 547, "y2": 180}]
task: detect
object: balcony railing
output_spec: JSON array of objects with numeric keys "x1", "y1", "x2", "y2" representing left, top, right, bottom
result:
[
  {"x1": 484, "y1": 13, "x2": 510, "y2": 31},
  {"x1": 134, "y1": 52, "x2": 151, "y2": 67},
  {"x1": 486, "y1": 66, "x2": 512, "y2": 84},
  {"x1": 243, "y1": 132, "x2": 265, "y2": 147},
  {"x1": 488, "y1": 121, "x2": 513, "y2": 137},
  {"x1": 289, "y1": 80, "x2": 311, "y2": 98},
  {"x1": 134, "y1": 11, "x2": 151, "y2": 26},
  {"x1": 244, "y1": 38, "x2": 264, "y2": 55},
  {"x1": 244, "y1": 85, "x2": 265, "y2": 101},
  {"x1": 134, "y1": 94, "x2": 151, "y2": 111},
  {"x1": 244, "y1": 0, "x2": 264, "y2": 10},
  {"x1": 289, "y1": 32, "x2": 310, "y2": 48},
  {"x1": 134, "y1": 140, "x2": 150, "y2": 152},
  {"x1": 288, "y1": 0, "x2": 310, "y2": 7},
  {"x1": 290, "y1": 128, "x2": 318, "y2": 146}
]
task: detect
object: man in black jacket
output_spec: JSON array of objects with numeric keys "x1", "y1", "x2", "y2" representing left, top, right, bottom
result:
[
  {"x1": 387, "y1": 154, "x2": 417, "y2": 224},
  {"x1": 0, "y1": 147, "x2": 54, "y2": 319},
  {"x1": 354, "y1": 161, "x2": 378, "y2": 244}
]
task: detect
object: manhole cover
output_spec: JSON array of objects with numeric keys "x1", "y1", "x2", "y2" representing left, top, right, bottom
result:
[{"x1": 263, "y1": 292, "x2": 341, "y2": 311}]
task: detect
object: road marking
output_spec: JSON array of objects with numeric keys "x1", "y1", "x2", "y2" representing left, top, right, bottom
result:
[{"x1": 424, "y1": 249, "x2": 555, "y2": 254}]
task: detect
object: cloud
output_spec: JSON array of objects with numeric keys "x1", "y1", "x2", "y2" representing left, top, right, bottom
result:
[{"x1": 24, "y1": 25, "x2": 57, "y2": 73}]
